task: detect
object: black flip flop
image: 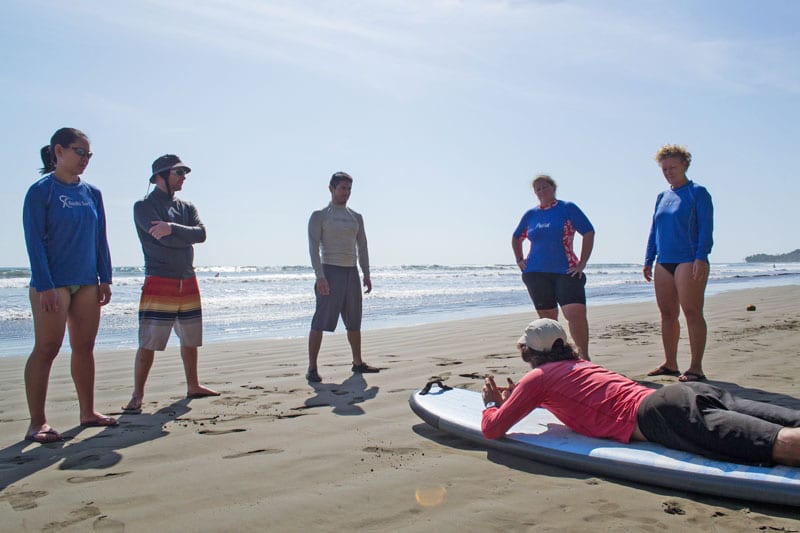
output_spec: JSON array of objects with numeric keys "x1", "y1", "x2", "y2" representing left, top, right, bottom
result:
[{"x1": 647, "y1": 365, "x2": 680, "y2": 377}]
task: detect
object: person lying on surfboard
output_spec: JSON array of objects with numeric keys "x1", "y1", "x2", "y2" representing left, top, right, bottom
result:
[{"x1": 481, "y1": 318, "x2": 800, "y2": 466}]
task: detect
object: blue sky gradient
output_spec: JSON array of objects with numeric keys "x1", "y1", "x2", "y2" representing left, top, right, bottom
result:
[{"x1": 3, "y1": 0, "x2": 798, "y2": 267}]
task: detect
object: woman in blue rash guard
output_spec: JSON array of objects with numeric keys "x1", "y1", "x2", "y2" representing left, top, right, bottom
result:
[
  {"x1": 21, "y1": 127, "x2": 117, "y2": 443},
  {"x1": 512, "y1": 174, "x2": 595, "y2": 360},
  {"x1": 643, "y1": 144, "x2": 714, "y2": 383}
]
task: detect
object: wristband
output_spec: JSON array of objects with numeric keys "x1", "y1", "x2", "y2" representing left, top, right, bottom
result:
[{"x1": 484, "y1": 401, "x2": 497, "y2": 409}]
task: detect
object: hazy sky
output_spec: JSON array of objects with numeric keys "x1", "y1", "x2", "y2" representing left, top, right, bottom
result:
[{"x1": 3, "y1": 0, "x2": 798, "y2": 268}]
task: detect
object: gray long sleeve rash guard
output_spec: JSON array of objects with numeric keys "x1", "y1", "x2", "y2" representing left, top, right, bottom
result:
[{"x1": 134, "y1": 188, "x2": 206, "y2": 279}]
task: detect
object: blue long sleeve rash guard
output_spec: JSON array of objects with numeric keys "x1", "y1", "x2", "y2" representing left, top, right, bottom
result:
[
  {"x1": 644, "y1": 180, "x2": 713, "y2": 266},
  {"x1": 23, "y1": 174, "x2": 113, "y2": 291}
]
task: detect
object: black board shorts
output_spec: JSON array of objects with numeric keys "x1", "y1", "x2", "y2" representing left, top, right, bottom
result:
[
  {"x1": 521, "y1": 271, "x2": 587, "y2": 310},
  {"x1": 636, "y1": 382, "x2": 800, "y2": 465},
  {"x1": 311, "y1": 264, "x2": 362, "y2": 332}
]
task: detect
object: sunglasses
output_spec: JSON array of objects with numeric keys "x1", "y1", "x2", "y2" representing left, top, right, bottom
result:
[
  {"x1": 69, "y1": 146, "x2": 93, "y2": 159},
  {"x1": 172, "y1": 168, "x2": 188, "y2": 177}
]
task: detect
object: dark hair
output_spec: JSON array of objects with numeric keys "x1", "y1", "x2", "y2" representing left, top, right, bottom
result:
[
  {"x1": 39, "y1": 127, "x2": 89, "y2": 175},
  {"x1": 330, "y1": 171, "x2": 353, "y2": 188},
  {"x1": 519, "y1": 339, "x2": 579, "y2": 368}
]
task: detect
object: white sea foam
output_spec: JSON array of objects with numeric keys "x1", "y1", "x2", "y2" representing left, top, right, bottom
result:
[{"x1": 1, "y1": 263, "x2": 798, "y2": 357}]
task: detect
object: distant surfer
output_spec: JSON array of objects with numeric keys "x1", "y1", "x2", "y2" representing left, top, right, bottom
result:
[
  {"x1": 22, "y1": 127, "x2": 117, "y2": 443},
  {"x1": 122, "y1": 155, "x2": 219, "y2": 412},
  {"x1": 306, "y1": 171, "x2": 378, "y2": 383},
  {"x1": 481, "y1": 319, "x2": 800, "y2": 466},
  {"x1": 644, "y1": 144, "x2": 714, "y2": 382},
  {"x1": 512, "y1": 174, "x2": 595, "y2": 360}
]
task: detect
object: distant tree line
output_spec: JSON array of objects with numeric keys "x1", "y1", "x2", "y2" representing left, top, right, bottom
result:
[{"x1": 745, "y1": 249, "x2": 800, "y2": 263}]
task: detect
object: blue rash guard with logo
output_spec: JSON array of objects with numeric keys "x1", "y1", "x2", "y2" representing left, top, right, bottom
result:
[
  {"x1": 513, "y1": 200, "x2": 594, "y2": 274},
  {"x1": 644, "y1": 180, "x2": 713, "y2": 266},
  {"x1": 23, "y1": 174, "x2": 113, "y2": 291}
]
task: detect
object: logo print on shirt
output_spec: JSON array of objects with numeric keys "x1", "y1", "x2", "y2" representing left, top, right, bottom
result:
[
  {"x1": 59, "y1": 195, "x2": 91, "y2": 208},
  {"x1": 168, "y1": 207, "x2": 180, "y2": 219},
  {"x1": 535, "y1": 222, "x2": 551, "y2": 229}
]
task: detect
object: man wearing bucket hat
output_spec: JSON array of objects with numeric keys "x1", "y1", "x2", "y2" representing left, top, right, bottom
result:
[
  {"x1": 480, "y1": 318, "x2": 800, "y2": 466},
  {"x1": 122, "y1": 155, "x2": 219, "y2": 412}
]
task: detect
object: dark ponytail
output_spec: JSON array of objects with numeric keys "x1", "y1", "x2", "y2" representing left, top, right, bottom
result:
[
  {"x1": 39, "y1": 145, "x2": 55, "y2": 175},
  {"x1": 521, "y1": 338, "x2": 580, "y2": 368},
  {"x1": 39, "y1": 127, "x2": 89, "y2": 175}
]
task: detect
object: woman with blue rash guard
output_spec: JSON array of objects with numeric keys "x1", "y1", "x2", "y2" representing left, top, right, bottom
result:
[
  {"x1": 21, "y1": 127, "x2": 117, "y2": 443},
  {"x1": 512, "y1": 174, "x2": 595, "y2": 360},
  {"x1": 643, "y1": 144, "x2": 714, "y2": 383}
]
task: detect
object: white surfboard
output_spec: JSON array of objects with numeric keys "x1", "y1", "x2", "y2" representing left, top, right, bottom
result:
[{"x1": 409, "y1": 381, "x2": 800, "y2": 507}]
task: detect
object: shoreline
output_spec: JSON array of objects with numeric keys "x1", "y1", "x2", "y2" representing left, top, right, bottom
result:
[
  {"x1": 1, "y1": 285, "x2": 800, "y2": 530},
  {"x1": 3, "y1": 280, "x2": 799, "y2": 360}
]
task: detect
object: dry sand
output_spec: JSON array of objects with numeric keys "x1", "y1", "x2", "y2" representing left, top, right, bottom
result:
[{"x1": 1, "y1": 286, "x2": 799, "y2": 531}]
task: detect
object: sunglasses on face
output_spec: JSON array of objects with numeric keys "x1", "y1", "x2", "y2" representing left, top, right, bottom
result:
[
  {"x1": 69, "y1": 146, "x2": 93, "y2": 159},
  {"x1": 172, "y1": 168, "x2": 188, "y2": 177}
]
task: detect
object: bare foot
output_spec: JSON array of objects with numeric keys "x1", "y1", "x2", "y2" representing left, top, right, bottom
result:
[
  {"x1": 122, "y1": 396, "x2": 143, "y2": 412},
  {"x1": 187, "y1": 385, "x2": 220, "y2": 399}
]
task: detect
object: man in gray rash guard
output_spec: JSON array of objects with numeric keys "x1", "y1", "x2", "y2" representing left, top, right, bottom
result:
[{"x1": 306, "y1": 171, "x2": 378, "y2": 383}]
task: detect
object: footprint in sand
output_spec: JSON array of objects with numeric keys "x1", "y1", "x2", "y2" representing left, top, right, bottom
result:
[
  {"x1": 42, "y1": 502, "x2": 102, "y2": 531},
  {"x1": 67, "y1": 471, "x2": 132, "y2": 484},
  {"x1": 0, "y1": 455, "x2": 38, "y2": 469},
  {"x1": 198, "y1": 428, "x2": 247, "y2": 435},
  {"x1": 60, "y1": 454, "x2": 106, "y2": 469},
  {"x1": 93, "y1": 516, "x2": 126, "y2": 532},
  {"x1": 222, "y1": 448, "x2": 284, "y2": 459},
  {"x1": 362, "y1": 446, "x2": 419, "y2": 455},
  {"x1": 0, "y1": 489, "x2": 48, "y2": 511}
]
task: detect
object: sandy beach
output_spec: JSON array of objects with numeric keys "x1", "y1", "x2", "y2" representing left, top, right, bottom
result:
[{"x1": 1, "y1": 285, "x2": 799, "y2": 531}]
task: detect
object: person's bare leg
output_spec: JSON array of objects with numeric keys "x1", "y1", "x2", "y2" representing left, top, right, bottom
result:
[
  {"x1": 536, "y1": 308, "x2": 559, "y2": 321},
  {"x1": 348, "y1": 330, "x2": 363, "y2": 366},
  {"x1": 674, "y1": 263, "x2": 708, "y2": 379},
  {"x1": 562, "y1": 303, "x2": 589, "y2": 360},
  {"x1": 25, "y1": 287, "x2": 69, "y2": 439},
  {"x1": 772, "y1": 427, "x2": 800, "y2": 466},
  {"x1": 123, "y1": 348, "x2": 155, "y2": 410},
  {"x1": 308, "y1": 329, "x2": 323, "y2": 372},
  {"x1": 181, "y1": 346, "x2": 219, "y2": 397},
  {"x1": 653, "y1": 264, "x2": 680, "y2": 373},
  {"x1": 68, "y1": 285, "x2": 114, "y2": 426}
]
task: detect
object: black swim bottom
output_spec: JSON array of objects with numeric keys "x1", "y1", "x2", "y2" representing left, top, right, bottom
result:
[
  {"x1": 636, "y1": 382, "x2": 800, "y2": 465},
  {"x1": 521, "y1": 271, "x2": 587, "y2": 310},
  {"x1": 657, "y1": 262, "x2": 680, "y2": 276}
]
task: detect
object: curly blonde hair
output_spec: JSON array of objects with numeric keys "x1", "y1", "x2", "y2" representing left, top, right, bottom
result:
[
  {"x1": 531, "y1": 174, "x2": 557, "y2": 190},
  {"x1": 654, "y1": 144, "x2": 692, "y2": 168}
]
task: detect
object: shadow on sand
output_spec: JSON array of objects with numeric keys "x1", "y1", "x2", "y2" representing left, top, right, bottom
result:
[
  {"x1": 304, "y1": 372, "x2": 379, "y2": 415},
  {"x1": 0, "y1": 398, "x2": 192, "y2": 492}
]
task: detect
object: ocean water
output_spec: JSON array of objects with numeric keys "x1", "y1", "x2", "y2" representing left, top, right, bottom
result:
[{"x1": 1, "y1": 263, "x2": 799, "y2": 358}]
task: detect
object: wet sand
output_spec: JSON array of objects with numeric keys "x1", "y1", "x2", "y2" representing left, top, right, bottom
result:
[{"x1": 1, "y1": 286, "x2": 799, "y2": 531}]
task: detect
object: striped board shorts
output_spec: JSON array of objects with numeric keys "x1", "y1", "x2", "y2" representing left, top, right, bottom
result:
[{"x1": 138, "y1": 275, "x2": 203, "y2": 350}]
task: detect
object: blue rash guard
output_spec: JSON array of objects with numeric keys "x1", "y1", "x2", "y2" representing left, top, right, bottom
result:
[
  {"x1": 23, "y1": 174, "x2": 113, "y2": 291},
  {"x1": 644, "y1": 180, "x2": 713, "y2": 266},
  {"x1": 513, "y1": 200, "x2": 594, "y2": 274}
]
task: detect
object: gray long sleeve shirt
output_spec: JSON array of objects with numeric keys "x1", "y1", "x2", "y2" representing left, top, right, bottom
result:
[
  {"x1": 308, "y1": 203, "x2": 369, "y2": 280},
  {"x1": 134, "y1": 188, "x2": 206, "y2": 279}
]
